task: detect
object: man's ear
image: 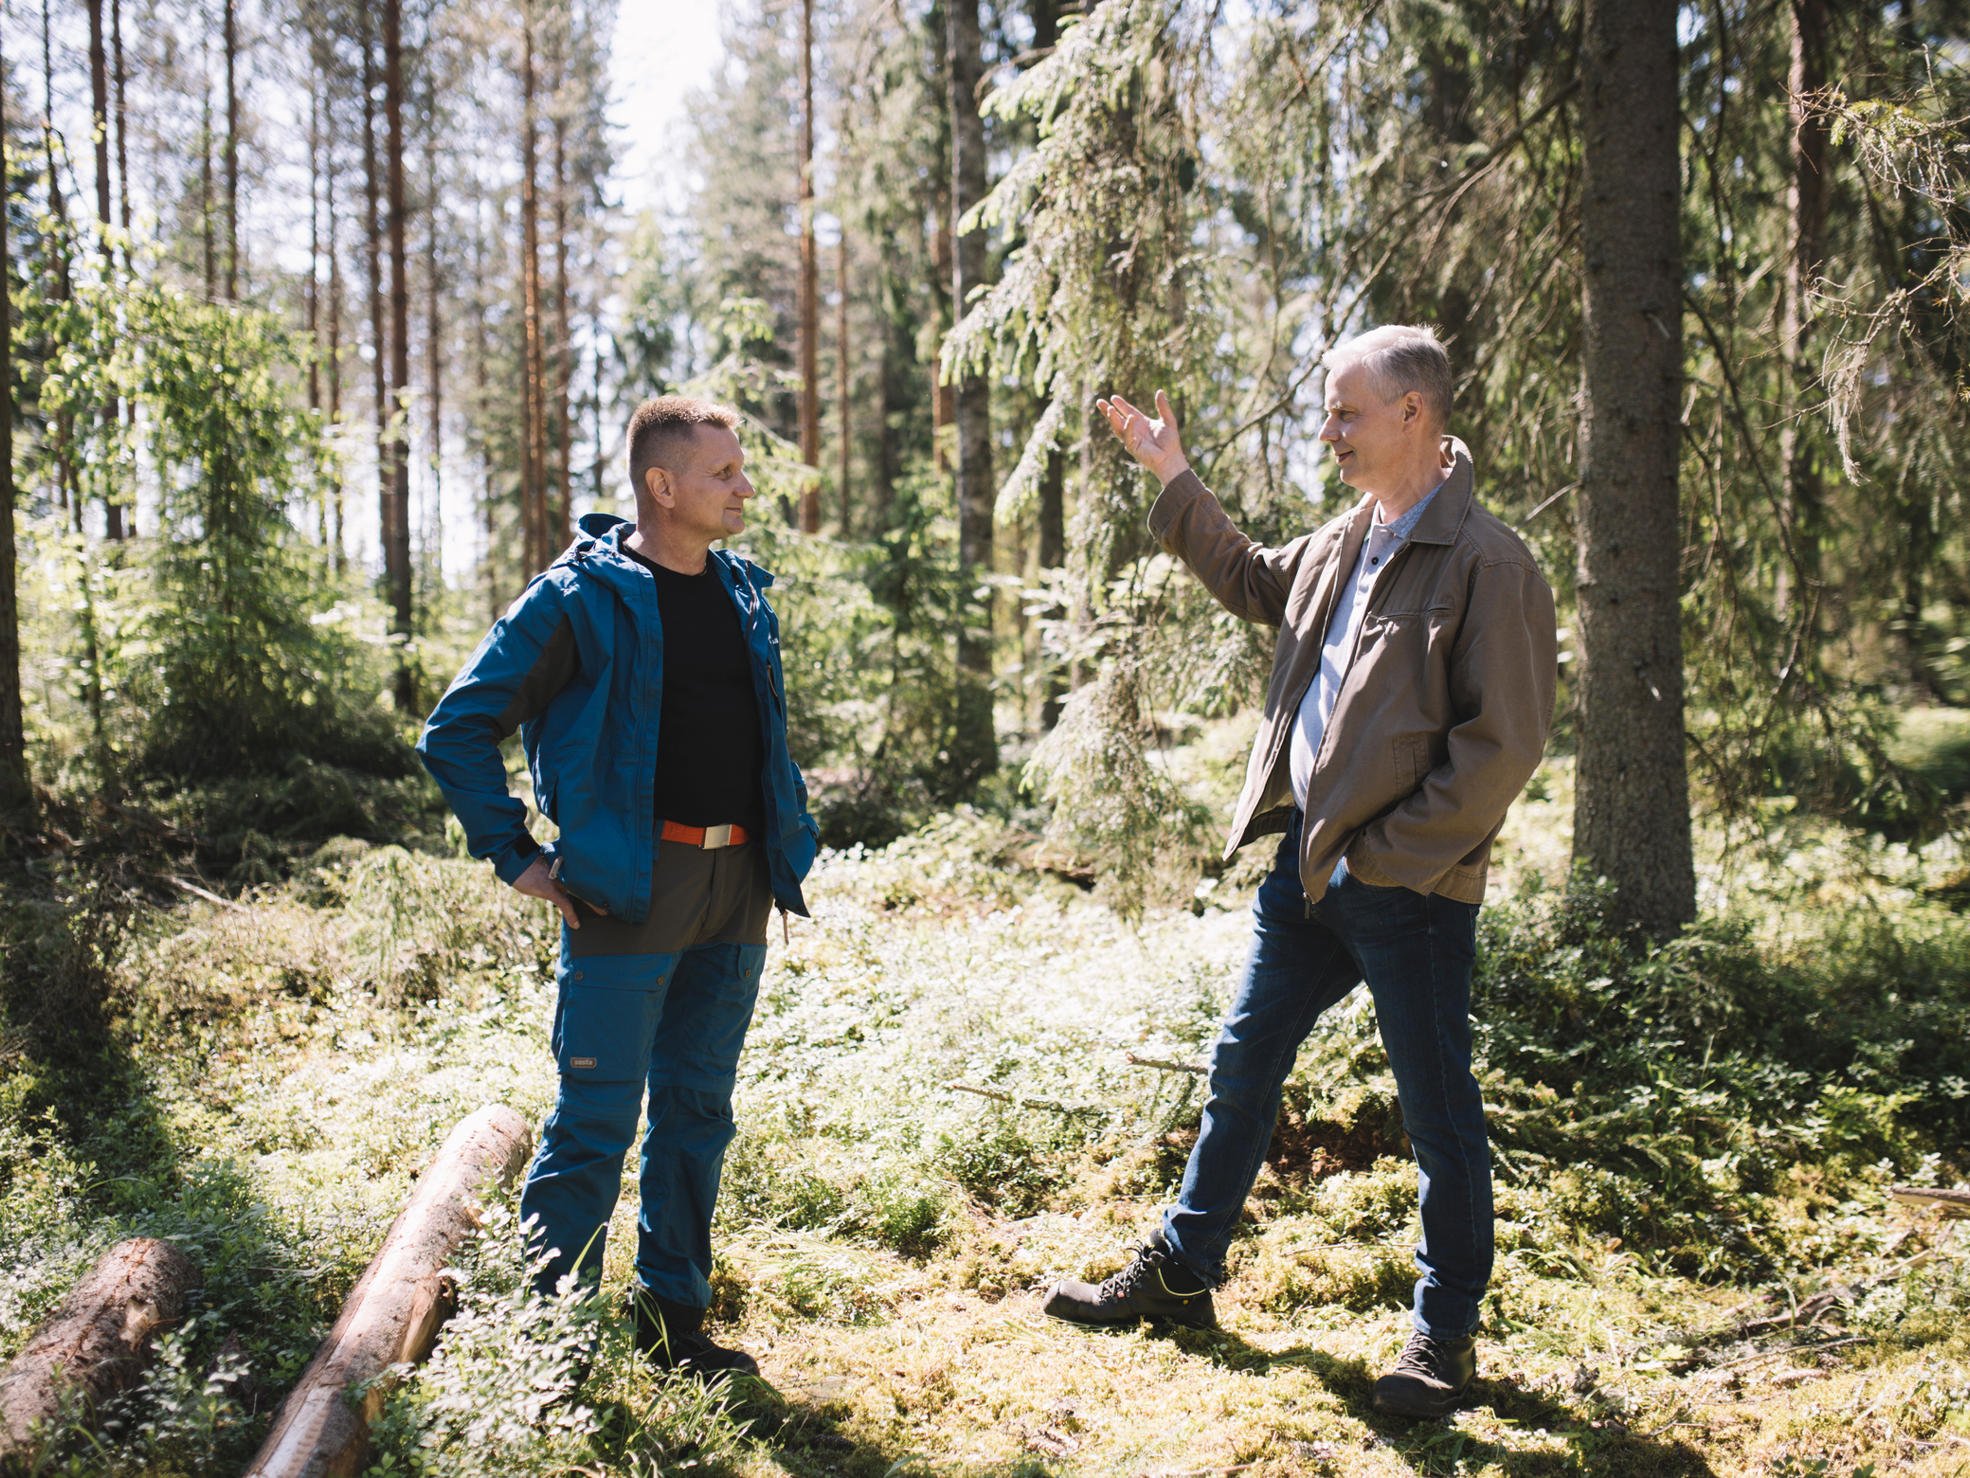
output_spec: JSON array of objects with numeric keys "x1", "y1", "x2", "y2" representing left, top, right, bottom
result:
[
  {"x1": 642, "y1": 465, "x2": 672, "y2": 507},
  {"x1": 1400, "y1": 391, "x2": 1424, "y2": 428}
]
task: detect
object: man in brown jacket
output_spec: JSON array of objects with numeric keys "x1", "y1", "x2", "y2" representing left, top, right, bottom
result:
[{"x1": 1043, "y1": 326, "x2": 1557, "y2": 1419}]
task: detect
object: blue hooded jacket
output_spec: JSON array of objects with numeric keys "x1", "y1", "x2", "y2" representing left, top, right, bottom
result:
[{"x1": 417, "y1": 512, "x2": 819, "y2": 922}]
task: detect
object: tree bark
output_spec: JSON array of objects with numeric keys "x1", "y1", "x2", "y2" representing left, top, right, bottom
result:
[
  {"x1": 326, "y1": 77, "x2": 345, "y2": 575},
  {"x1": 796, "y1": 0, "x2": 821, "y2": 532},
  {"x1": 1573, "y1": 0, "x2": 1695, "y2": 937},
  {"x1": 86, "y1": 0, "x2": 125, "y2": 540},
  {"x1": 241, "y1": 1106, "x2": 532, "y2": 1478},
  {"x1": 426, "y1": 121, "x2": 443, "y2": 597},
  {"x1": 551, "y1": 109, "x2": 572, "y2": 545},
  {"x1": 307, "y1": 77, "x2": 322, "y2": 417},
  {"x1": 0, "y1": 29, "x2": 28, "y2": 826},
  {"x1": 384, "y1": 0, "x2": 414, "y2": 712},
  {"x1": 362, "y1": 6, "x2": 387, "y2": 589},
  {"x1": 519, "y1": 9, "x2": 548, "y2": 575},
  {"x1": 836, "y1": 226, "x2": 851, "y2": 533},
  {"x1": 947, "y1": 0, "x2": 996, "y2": 782},
  {"x1": 40, "y1": 0, "x2": 77, "y2": 531},
  {"x1": 0, "y1": 1240, "x2": 200, "y2": 1465},
  {"x1": 1777, "y1": 0, "x2": 1828, "y2": 639},
  {"x1": 1030, "y1": 0, "x2": 1064, "y2": 731},
  {"x1": 223, "y1": 0, "x2": 238, "y2": 298},
  {"x1": 200, "y1": 30, "x2": 215, "y2": 300}
]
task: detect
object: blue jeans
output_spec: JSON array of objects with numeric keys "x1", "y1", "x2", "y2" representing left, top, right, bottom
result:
[
  {"x1": 1160, "y1": 814, "x2": 1491, "y2": 1338},
  {"x1": 520, "y1": 936, "x2": 767, "y2": 1307}
]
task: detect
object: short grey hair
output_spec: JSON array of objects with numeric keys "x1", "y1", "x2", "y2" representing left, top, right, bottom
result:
[{"x1": 1322, "y1": 324, "x2": 1453, "y2": 428}]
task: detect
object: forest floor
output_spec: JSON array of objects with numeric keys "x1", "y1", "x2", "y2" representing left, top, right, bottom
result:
[{"x1": 4, "y1": 760, "x2": 1970, "y2": 1477}]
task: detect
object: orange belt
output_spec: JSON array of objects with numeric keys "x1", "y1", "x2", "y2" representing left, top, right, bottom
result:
[{"x1": 660, "y1": 819, "x2": 751, "y2": 849}]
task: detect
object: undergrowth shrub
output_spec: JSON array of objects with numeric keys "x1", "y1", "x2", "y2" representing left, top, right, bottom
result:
[{"x1": 1474, "y1": 877, "x2": 1970, "y2": 1276}]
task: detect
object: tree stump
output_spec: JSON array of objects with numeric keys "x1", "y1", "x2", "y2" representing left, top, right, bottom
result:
[
  {"x1": 242, "y1": 1102, "x2": 533, "y2": 1478},
  {"x1": 0, "y1": 1237, "x2": 201, "y2": 1468}
]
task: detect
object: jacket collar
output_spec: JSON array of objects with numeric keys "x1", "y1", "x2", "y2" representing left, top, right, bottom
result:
[
  {"x1": 1405, "y1": 437, "x2": 1475, "y2": 547},
  {"x1": 554, "y1": 512, "x2": 775, "y2": 597}
]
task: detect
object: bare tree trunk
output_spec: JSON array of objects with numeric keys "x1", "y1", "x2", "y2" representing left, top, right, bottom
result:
[
  {"x1": 327, "y1": 89, "x2": 345, "y2": 575},
  {"x1": 307, "y1": 79, "x2": 322, "y2": 416},
  {"x1": 384, "y1": 0, "x2": 414, "y2": 712},
  {"x1": 836, "y1": 226, "x2": 851, "y2": 533},
  {"x1": 41, "y1": 0, "x2": 77, "y2": 532},
  {"x1": 1030, "y1": 0, "x2": 1064, "y2": 730},
  {"x1": 796, "y1": 0, "x2": 821, "y2": 532},
  {"x1": 200, "y1": 30, "x2": 215, "y2": 300},
  {"x1": 929, "y1": 193, "x2": 954, "y2": 473},
  {"x1": 519, "y1": 10, "x2": 547, "y2": 574},
  {"x1": 475, "y1": 192, "x2": 498, "y2": 619},
  {"x1": 426, "y1": 123, "x2": 443, "y2": 600},
  {"x1": 112, "y1": 0, "x2": 128, "y2": 247},
  {"x1": 947, "y1": 0, "x2": 996, "y2": 782},
  {"x1": 86, "y1": 0, "x2": 125, "y2": 540},
  {"x1": 1573, "y1": 0, "x2": 1694, "y2": 937},
  {"x1": 362, "y1": 8, "x2": 387, "y2": 589},
  {"x1": 0, "y1": 28, "x2": 30, "y2": 826},
  {"x1": 223, "y1": 0, "x2": 238, "y2": 298},
  {"x1": 551, "y1": 111, "x2": 571, "y2": 544},
  {"x1": 1777, "y1": 0, "x2": 1828, "y2": 640}
]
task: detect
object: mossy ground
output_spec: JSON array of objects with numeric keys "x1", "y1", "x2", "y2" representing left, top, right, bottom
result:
[{"x1": 3, "y1": 762, "x2": 1968, "y2": 1476}]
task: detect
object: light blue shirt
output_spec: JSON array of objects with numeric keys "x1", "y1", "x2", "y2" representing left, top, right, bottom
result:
[{"x1": 1287, "y1": 485, "x2": 1441, "y2": 885}]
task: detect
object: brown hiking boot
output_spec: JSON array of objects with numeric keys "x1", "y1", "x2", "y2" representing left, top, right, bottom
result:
[
  {"x1": 1042, "y1": 1243, "x2": 1218, "y2": 1330},
  {"x1": 1372, "y1": 1330, "x2": 1475, "y2": 1417}
]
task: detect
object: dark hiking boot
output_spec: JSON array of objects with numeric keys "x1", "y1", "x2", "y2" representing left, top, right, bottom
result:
[
  {"x1": 1042, "y1": 1243, "x2": 1218, "y2": 1330},
  {"x1": 1372, "y1": 1330, "x2": 1476, "y2": 1417},
  {"x1": 628, "y1": 1287, "x2": 760, "y2": 1379}
]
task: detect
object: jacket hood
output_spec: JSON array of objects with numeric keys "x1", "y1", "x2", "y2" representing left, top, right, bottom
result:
[{"x1": 549, "y1": 513, "x2": 775, "y2": 595}]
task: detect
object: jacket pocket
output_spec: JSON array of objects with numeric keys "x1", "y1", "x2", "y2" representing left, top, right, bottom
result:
[{"x1": 1394, "y1": 733, "x2": 1431, "y2": 790}]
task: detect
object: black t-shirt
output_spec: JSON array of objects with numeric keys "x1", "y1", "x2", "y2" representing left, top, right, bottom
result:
[{"x1": 624, "y1": 546, "x2": 766, "y2": 834}]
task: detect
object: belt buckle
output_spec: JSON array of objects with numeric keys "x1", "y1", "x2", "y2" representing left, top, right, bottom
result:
[{"x1": 702, "y1": 823, "x2": 734, "y2": 849}]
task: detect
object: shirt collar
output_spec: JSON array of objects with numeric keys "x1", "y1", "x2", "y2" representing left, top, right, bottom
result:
[{"x1": 1372, "y1": 481, "x2": 1443, "y2": 544}]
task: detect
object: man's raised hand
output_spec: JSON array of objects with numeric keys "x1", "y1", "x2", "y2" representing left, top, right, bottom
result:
[{"x1": 1097, "y1": 389, "x2": 1190, "y2": 487}]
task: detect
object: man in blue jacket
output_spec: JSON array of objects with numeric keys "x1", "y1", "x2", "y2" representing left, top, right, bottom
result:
[{"x1": 419, "y1": 394, "x2": 820, "y2": 1378}]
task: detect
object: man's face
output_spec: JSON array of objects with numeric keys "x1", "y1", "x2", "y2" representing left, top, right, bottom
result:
[
  {"x1": 651, "y1": 425, "x2": 754, "y2": 541},
  {"x1": 1318, "y1": 361, "x2": 1424, "y2": 495}
]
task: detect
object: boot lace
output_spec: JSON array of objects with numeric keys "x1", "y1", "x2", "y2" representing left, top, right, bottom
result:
[
  {"x1": 1392, "y1": 1332, "x2": 1455, "y2": 1381},
  {"x1": 1097, "y1": 1244, "x2": 1163, "y2": 1299}
]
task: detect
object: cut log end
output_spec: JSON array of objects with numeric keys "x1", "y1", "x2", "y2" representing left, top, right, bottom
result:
[{"x1": 0, "y1": 1238, "x2": 202, "y2": 1467}]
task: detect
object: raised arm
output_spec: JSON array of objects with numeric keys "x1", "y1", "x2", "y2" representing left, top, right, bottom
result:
[{"x1": 1099, "y1": 389, "x2": 1310, "y2": 627}]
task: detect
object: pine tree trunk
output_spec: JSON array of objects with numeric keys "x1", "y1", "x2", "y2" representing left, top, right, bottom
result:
[
  {"x1": 519, "y1": 10, "x2": 547, "y2": 575},
  {"x1": 1573, "y1": 0, "x2": 1695, "y2": 937},
  {"x1": 1029, "y1": 0, "x2": 1064, "y2": 731},
  {"x1": 41, "y1": 0, "x2": 77, "y2": 532},
  {"x1": 0, "y1": 27, "x2": 30, "y2": 826},
  {"x1": 947, "y1": 0, "x2": 996, "y2": 782},
  {"x1": 836, "y1": 227, "x2": 851, "y2": 533},
  {"x1": 796, "y1": 0, "x2": 821, "y2": 532},
  {"x1": 362, "y1": 6, "x2": 387, "y2": 593},
  {"x1": 552, "y1": 112, "x2": 571, "y2": 545},
  {"x1": 426, "y1": 125, "x2": 443, "y2": 594},
  {"x1": 1776, "y1": 0, "x2": 1827, "y2": 642},
  {"x1": 307, "y1": 80, "x2": 322, "y2": 416},
  {"x1": 87, "y1": 0, "x2": 124, "y2": 540},
  {"x1": 222, "y1": 0, "x2": 238, "y2": 299},
  {"x1": 384, "y1": 0, "x2": 414, "y2": 712},
  {"x1": 326, "y1": 90, "x2": 345, "y2": 575},
  {"x1": 200, "y1": 31, "x2": 215, "y2": 300}
]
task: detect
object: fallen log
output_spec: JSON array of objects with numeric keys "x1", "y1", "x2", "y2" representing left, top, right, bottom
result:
[
  {"x1": 242, "y1": 1103, "x2": 533, "y2": 1478},
  {"x1": 0, "y1": 1237, "x2": 201, "y2": 1468},
  {"x1": 1890, "y1": 1186, "x2": 1970, "y2": 1218}
]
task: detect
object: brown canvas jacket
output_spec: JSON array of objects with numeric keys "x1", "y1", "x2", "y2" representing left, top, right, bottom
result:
[{"x1": 1148, "y1": 437, "x2": 1557, "y2": 905}]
